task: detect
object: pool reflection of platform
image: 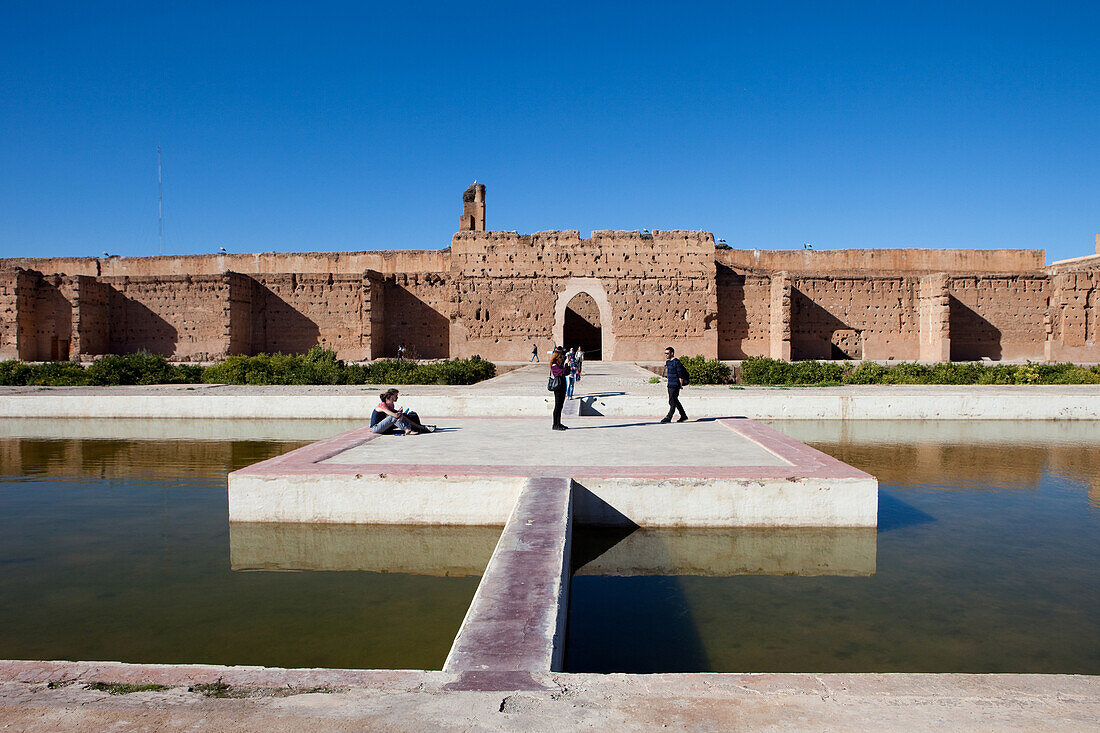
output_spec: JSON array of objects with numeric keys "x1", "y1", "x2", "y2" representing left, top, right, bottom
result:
[
  {"x1": 229, "y1": 523, "x2": 499, "y2": 576},
  {"x1": 229, "y1": 523, "x2": 876, "y2": 578},
  {"x1": 573, "y1": 527, "x2": 877, "y2": 577}
]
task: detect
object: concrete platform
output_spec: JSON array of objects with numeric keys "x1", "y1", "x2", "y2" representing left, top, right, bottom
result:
[{"x1": 228, "y1": 417, "x2": 878, "y2": 527}]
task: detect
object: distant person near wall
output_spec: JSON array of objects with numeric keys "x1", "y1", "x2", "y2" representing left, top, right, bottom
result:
[
  {"x1": 660, "y1": 346, "x2": 689, "y2": 423},
  {"x1": 565, "y1": 348, "x2": 576, "y2": 399},
  {"x1": 530, "y1": 343, "x2": 539, "y2": 362}
]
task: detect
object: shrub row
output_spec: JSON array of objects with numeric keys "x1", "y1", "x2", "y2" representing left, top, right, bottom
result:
[
  {"x1": 678, "y1": 355, "x2": 734, "y2": 385},
  {"x1": 740, "y1": 357, "x2": 1100, "y2": 386},
  {"x1": 0, "y1": 348, "x2": 496, "y2": 387}
]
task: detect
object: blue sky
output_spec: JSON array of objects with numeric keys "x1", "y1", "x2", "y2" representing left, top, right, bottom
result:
[{"x1": 2, "y1": 1, "x2": 1097, "y2": 262}]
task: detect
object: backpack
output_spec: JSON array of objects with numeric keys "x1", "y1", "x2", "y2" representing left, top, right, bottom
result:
[{"x1": 674, "y1": 359, "x2": 689, "y2": 386}]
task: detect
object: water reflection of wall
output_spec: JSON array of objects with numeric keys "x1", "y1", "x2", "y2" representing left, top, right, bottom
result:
[
  {"x1": 769, "y1": 420, "x2": 1100, "y2": 492},
  {"x1": 573, "y1": 527, "x2": 876, "y2": 577},
  {"x1": 0, "y1": 438, "x2": 307, "y2": 480},
  {"x1": 0, "y1": 418, "x2": 362, "y2": 442},
  {"x1": 229, "y1": 523, "x2": 500, "y2": 576}
]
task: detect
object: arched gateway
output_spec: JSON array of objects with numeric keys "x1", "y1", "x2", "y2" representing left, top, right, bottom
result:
[{"x1": 553, "y1": 278, "x2": 613, "y2": 360}]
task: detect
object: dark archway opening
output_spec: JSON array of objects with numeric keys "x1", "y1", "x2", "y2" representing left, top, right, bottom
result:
[{"x1": 564, "y1": 292, "x2": 602, "y2": 360}]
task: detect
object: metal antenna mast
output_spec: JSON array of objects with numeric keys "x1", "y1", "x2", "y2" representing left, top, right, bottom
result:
[{"x1": 157, "y1": 146, "x2": 164, "y2": 254}]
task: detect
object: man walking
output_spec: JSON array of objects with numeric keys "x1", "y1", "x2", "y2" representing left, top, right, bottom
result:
[
  {"x1": 660, "y1": 346, "x2": 689, "y2": 423},
  {"x1": 530, "y1": 343, "x2": 539, "y2": 362}
]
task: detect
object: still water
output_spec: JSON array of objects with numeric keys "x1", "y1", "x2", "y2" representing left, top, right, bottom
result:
[
  {"x1": 1, "y1": 419, "x2": 1097, "y2": 673},
  {"x1": 0, "y1": 419, "x2": 493, "y2": 670},
  {"x1": 567, "y1": 420, "x2": 1100, "y2": 674}
]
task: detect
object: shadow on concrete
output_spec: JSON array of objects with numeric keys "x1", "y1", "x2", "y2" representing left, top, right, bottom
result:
[
  {"x1": 571, "y1": 482, "x2": 639, "y2": 528},
  {"x1": 878, "y1": 491, "x2": 935, "y2": 532},
  {"x1": 566, "y1": 420, "x2": 662, "y2": 430}
]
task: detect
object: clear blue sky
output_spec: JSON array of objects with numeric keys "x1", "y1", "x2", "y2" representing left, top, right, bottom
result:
[{"x1": 2, "y1": 1, "x2": 1097, "y2": 262}]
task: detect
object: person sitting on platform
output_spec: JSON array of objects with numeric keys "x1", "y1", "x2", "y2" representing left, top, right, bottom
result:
[{"x1": 371, "y1": 388, "x2": 434, "y2": 435}]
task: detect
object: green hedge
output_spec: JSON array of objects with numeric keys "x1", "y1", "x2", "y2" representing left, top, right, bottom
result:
[
  {"x1": 740, "y1": 357, "x2": 1100, "y2": 386},
  {"x1": 678, "y1": 355, "x2": 733, "y2": 385},
  {"x1": 0, "y1": 348, "x2": 496, "y2": 387}
]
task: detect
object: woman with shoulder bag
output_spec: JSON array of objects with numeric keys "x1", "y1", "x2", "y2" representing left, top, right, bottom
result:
[{"x1": 549, "y1": 347, "x2": 569, "y2": 430}]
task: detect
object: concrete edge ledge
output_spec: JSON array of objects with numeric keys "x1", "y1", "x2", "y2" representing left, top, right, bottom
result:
[
  {"x1": 2, "y1": 659, "x2": 1097, "y2": 695},
  {"x1": 3, "y1": 392, "x2": 1100, "y2": 419},
  {"x1": 0, "y1": 660, "x2": 1097, "y2": 730}
]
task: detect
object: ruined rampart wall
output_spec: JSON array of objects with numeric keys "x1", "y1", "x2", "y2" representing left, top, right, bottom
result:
[
  {"x1": 1048, "y1": 270, "x2": 1099, "y2": 362},
  {"x1": 100, "y1": 275, "x2": 234, "y2": 361},
  {"x1": 716, "y1": 266, "x2": 771, "y2": 359},
  {"x1": 380, "y1": 273, "x2": 452, "y2": 359},
  {"x1": 0, "y1": 270, "x2": 74, "y2": 360},
  {"x1": 946, "y1": 275, "x2": 1048, "y2": 361},
  {"x1": 2, "y1": 229, "x2": 1096, "y2": 364},
  {"x1": 0, "y1": 249, "x2": 449, "y2": 279},
  {"x1": 0, "y1": 270, "x2": 27, "y2": 360},
  {"x1": 247, "y1": 273, "x2": 371, "y2": 360},
  {"x1": 449, "y1": 230, "x2": 716, "y2": 361},
  {"x1": 790, "y1": 276, "x2": 922, "y2": 361},
  {"x1": 717, "y1": 248, "x2": 1046, "y2": 274}
]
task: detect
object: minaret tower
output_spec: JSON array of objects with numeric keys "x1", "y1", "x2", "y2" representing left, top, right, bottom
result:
[{"x1": 459, "y1": 183, "x2": 485, "y2": 231}]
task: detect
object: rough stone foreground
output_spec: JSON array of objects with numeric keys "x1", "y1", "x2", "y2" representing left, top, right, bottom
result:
[
  {"x1": 1, "y1": 361, "x2": 1100, "y2": 420},
  {"x1": 1, "y1": 662, "x2": 1097, "y2": 731}
]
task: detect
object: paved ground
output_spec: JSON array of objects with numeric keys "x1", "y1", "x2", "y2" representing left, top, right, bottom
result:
[
  {"x1": 0, "y1": 662, "x2": 1096, "y2": 731},
  {"x1": 322, "y1": 417, "x2": 790, "y2": 468}
]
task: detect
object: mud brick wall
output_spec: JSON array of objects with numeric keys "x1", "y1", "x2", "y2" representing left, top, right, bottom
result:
[
  {"x1": 250, "y1": 273, "x2": 370, "y2": 360},
  {"x1": 449, "y1": 230, "x2": 717, "y2": 361},
  {"x1": 0, "y1": 250, "x2": 450, "y2": 279},
  {"x1": 716, "y1": 265, "x2": 771, "y2": 359},
  {"x1": 0, "y1": 269, "x2": 28, "y2": 359},
  {"x1": 102, "y1": 275, "x2": 233, "y2": 361},
  {"x1": 381, "y1": 273, "x2": 452, "y2": 359},
  {"x1": 1047, "y1": 270, "x2": 1099, "y2": 362},
  {"x1": 947, "y1": 275, "x2": 1048, "y2": 361},
  {"x1": 789, "y1": 276, "x2": 921, "y2": 360},
  {"x1": 720, "y1": 248, "x2": 1046, "y2": 274},
  {"x1": 32, "y1": 274, "x2": 74, "y2": 361},
  {"x1": 71, "y1": 276, "x2": 109, "y2": 358},
  {"x1": 225, "y1": 273, "x2": 254, "y2": 356},
  {"x1": 0, "y1": 269, "x2": 74, "y2": 360}
]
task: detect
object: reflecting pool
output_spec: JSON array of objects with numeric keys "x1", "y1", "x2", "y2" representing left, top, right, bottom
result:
[
  {"x1": 566, "y1": 420, "x2": 1100, "y2": 674},
  {"x1": 0, "y1": 419, "x2": 492, "y2": 670}
]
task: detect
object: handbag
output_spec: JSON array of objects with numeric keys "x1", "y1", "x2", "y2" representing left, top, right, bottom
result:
[{"x1": 547, "y1": 375, "x2": 561, "y2": 391}]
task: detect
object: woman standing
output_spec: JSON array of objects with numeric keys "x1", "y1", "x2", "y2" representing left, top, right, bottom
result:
[{"x1": 550, "y1": 347, "x2": 569, "y2": 430}]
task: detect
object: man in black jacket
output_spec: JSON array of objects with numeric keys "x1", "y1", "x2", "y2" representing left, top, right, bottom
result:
[{"x1": 660, "y1": 346, "x2": 689, "y2": 423}]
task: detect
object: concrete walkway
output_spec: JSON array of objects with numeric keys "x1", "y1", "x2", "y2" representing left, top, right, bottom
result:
[
  {"x1": 0, "y1": 662, "x2": 1096, "y2": 731},
  {"x1": 1, "y1": 361, "x2": 1098, "y2": 419}
]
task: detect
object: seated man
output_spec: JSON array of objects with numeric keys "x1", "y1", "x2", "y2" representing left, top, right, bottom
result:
[{"x1": 371, "y1": 388, "x2": 434, "y2": 435}]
